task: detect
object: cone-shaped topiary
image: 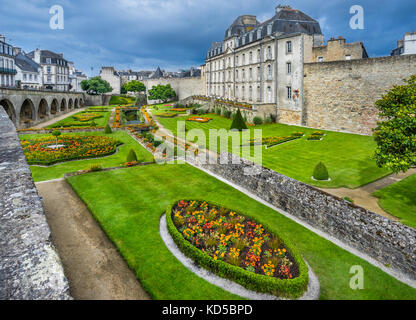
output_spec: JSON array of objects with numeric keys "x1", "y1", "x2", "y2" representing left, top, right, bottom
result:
[
  {"x1": 230, "y1": 108, "x2": 248, "y2": 131},
  {"x1": 127, "y1": 149, "x2": 138, "y2": 162},
  {"x1": 313, "y1": 162, "x2": 329, "y2": 180},
  {"x1": 104, "y1": 124, "x2": 112, "y2": 134}
]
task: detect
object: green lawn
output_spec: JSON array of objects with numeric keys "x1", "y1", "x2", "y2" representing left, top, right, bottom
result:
[
  {"x1": 21, "y1": 131, "x2": 153, "y2": 182},
  {"x1": 67, "y1": 163, "x2": 416, "y2": 300},
  {"x1": 373, "y1": 174, "x2": 416, "y2": 228},
  {"x1": 156, "y1": 113, "x2": 390, "y2": 188},
  {"x1": 46, "y1": 108, "x2": 112, "y2": 129}
]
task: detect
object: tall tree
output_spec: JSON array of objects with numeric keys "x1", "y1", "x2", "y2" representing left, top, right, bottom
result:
[
  {"x1": 81, "y1": 77, "x2": 113, "y2": 95},
  {"x1": 148, "y1": 84, "x2": 176, "y2": 103},
  {"x1": 123, "y1": 80, "x2": 146, "y2": 93},
  {"x1": 373, "y1": 75, "x2": 416, "y2": 173}
]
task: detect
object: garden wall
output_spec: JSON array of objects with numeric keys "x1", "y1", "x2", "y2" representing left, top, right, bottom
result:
[
  {"x1": 303, "y1": 54, "x2": 416, "y2": 135},
  {"x1": 191, "y1": 152, "x2": 416, "y2": 279},
  {"x1": 0, "y1": 107, "x2": 71, "y2": 299},
  {"x1": 143, "y1": 77, "x2": 206, "y2": 102}
]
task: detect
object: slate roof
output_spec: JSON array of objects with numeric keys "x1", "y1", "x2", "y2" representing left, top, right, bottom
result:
[
  {"x1": 208, "y1": 6, "x2": 322, "y2": 59},
  {"x1": 27, "y1": 50, "x2": 68, "y2": 65},
  {"x1": 15, "y1": 53, "x2": 40, "y2": 73},
  {"x1": 150, "y1": 66, "x2": 164, "y2": 79}
]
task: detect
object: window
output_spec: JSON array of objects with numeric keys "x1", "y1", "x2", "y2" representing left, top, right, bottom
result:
[
  {"x1": 242, "y1": 54, "x2": 245, "y2": 65},
  {"x1": 287, "y1": 86, "x2": 292, "y2": 100},
  {"x1": 47, "y1": 66, "x2": 51, "y2": 74},
  {"x1": 267, "y1": 65, "x2": 272, "y2": 78},
  {"x1": 249, "y1": 32, "x2": 253, "y2": 42},
  {"x1": 249, "y1": 51, "x2": 252, "y2": 63},
  {"x1": 235, "y1": 70, "x2": 238, "y2": 81},
  {"x1": 249, "y1": 86, "x2": 253, "y2": 101},
  {"x1": 257, "y1": 49, "x2": 261, "y2": 62},
  {"x1": 257, "y1": 66, "x2": 261, "y2": 80},
  {"x1": 23, "y1": 74, "x2": 27, "y2": 80},
  {"x1": 345, "y1": 55, "x2": 351, "y2": 60},
  {"x1": 267, "y1": 24, "x2": 272, "y2": 35},
  {"x1": 267, "y1": 46, "x2": 272, "y2": 59},
  {"x1": 318, "y1": 56, "x2": 324, "y2": 62},
  {"x1": 242, "y1": 69, "x2": 245, "y2": 80},
  {"x1": 257, "y1": 28, "x2": 262, "y2": 39},
  {"x1": 287, "y1": 62, "x2": 292, "y2": 74},
  {"x1": 46, "y1": 58, "x2": 51, "y2": 64},
  {"x1": 286, "y1": 41, "x2": 292, "y2": 53}
]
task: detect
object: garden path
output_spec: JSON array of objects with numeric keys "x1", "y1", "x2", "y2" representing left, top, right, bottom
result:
[
  {"x1": 32, "y1": 107, "x2": 88, "y2": 129},
  {"x1": 35, "y1": 179, "x2": 150, "y2": 300},
  {"x1": 320, "y1": 168, "x2": 416, "y2": 220}
]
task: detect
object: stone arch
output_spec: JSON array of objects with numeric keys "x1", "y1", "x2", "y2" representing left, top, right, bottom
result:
[
  {"x1": 0, "y1": 99, "x2": 16, "y2": 124},
  {"x1": 68, "y1": 98, "x2": 73, "y2": 109},
  {"x1": 51, "y1": 99, "x2": 58, "y2": 114},
  {"x1": 60, "y1": 99, "x2": 67, "y2": 112},
  {"x1": 79, "y1": 98, "x2": 84, "y2": 107},
  {"x1": 38, "y1": 99, "x2": 49, "y2": 119},
  {"x1": 74, "y1": 98, "x2": 79, "y2": 108},
  {"x1": 20, "y1": 98, "x2": 36, "y2": 124}
]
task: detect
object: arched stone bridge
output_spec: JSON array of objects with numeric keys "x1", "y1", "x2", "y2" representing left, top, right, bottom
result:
[{"x1": 0, "y1": 88, "x2": 86, "y2": 129}]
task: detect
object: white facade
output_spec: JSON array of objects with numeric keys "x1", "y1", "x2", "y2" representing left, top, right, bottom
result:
[
  {"x1": 100, "y1": 67, "x2": 121, "y2": 94},
  {"x1": 68, "y1": 61, "x2": 87, "y2": 92},
  {"x1": 0, "y1": 35, "x2": 16, "y2": 87}
]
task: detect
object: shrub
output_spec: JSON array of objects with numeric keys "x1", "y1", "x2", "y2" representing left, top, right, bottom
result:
[
  {"x1": 313, "y1": 162, "x2": 329, "y2": 181},
  {"x1": 89, "y1": 164, "x2": 103, "y2": 172},
  {"x1": 230, "y1": 109, "x2": 248, "y2": 131},
  {"x1": 253, "y1": 116, "x2": 263, "y2": 125},
  {"x1": 344, "y1": 197, "x2": 354, "y2": 203},
  {"x1": 104, "y1": 124, "x2": 112, "y2": 134},
  {"x1": 269, "y1": 113, "x2": 277, "y2": 123},
  {"x1": 215, "y1": 107, "x2": 222, "y2": 116},
  {"x1": 127, "y1": 149, "x2": 138, "y2": 163}
]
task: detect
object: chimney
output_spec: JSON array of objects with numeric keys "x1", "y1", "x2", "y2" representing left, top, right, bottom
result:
[
  {"x1": 13, "y1": 47, "x2": 21, "y2": 56},
  {"x1": 34, "y1": 49, "x2": 41, "y2": 64},
  {"x1": 0, "y1": 34, "x2": 5, "y2": 42},
  {"x1": 276, "y1": 4, "x2": 291, "y2": 14},
  {"x1": 397, "y1": 39, "x2": 404, "y2": 48}
]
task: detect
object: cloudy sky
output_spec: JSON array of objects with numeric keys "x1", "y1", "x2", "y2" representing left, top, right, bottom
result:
[{"x1": 1, "y1": 0, "x2": 415, "y2": 76}]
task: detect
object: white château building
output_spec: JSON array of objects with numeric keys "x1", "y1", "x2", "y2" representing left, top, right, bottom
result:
[{"x1": 204, "y1": 5, "x2": 366, "y2": 120}]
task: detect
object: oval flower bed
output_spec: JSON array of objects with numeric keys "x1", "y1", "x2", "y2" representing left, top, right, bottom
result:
[
  {"x1": 166, "y1": 200, "x2": 308, "y2": 298},
  {"x1": 21, "y1": 135, "x2": 122, "y2": 165},
  {"x1": 186, "y1": 116, "x2": 212, "y2": 123}
]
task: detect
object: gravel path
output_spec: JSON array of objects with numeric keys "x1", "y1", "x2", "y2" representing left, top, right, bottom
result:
[
  {"x1": 35, "y1": 179, "x2": 150, "y2": 300},
  {"x1": 31, "y1": 107, "x2": 87, "y2": 129},
  {"x1": 320, "y1": 168, "x2": 416, "y2": 220}
]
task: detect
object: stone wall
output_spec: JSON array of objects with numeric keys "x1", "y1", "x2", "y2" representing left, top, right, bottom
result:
[
  {"x1": 0, "y1": 107, "x2": 71, "y2": 300},
  {"x1": 143, "y1": 77, "x2": 206, "y2": 102},
  {"x1": 191, "y1": 152, "x2": 416, "y2": 279},
  {"x1": 303, "y1": 54, "x2": 416, "y2": 135}
]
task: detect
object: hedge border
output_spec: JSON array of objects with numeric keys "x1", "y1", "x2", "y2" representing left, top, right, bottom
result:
[
  {"x1": 24, "y1": 141, "x2": 123, "y2": 166},
  {"x1": 165, "y1": 200, "x2": 309, "y2": 299}
]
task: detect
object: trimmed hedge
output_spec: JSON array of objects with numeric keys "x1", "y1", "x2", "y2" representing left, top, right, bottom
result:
[
  {"x1": 313, "y1": 162, "x2": 329, "y2": 181},
  {"x1": 230, "y1": 108, "x2": 248, "y2": 131},
  {"x1": 165, "y1": 200, "x2": 309, "y2": 299}
]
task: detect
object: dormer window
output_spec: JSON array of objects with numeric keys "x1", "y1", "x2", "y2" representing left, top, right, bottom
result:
[
  {"x1": 257, "y1": 28, "x2": 262, "y2": 39},
  {"x1": 249, "y1": 32, "x2": 253, "y2": 42},
  {"x1": 242, "y1": 36, "x2": 246, "y2": 45},
  {"x1": 267, "y1": 24, "x2": 272, "y2": 35}
]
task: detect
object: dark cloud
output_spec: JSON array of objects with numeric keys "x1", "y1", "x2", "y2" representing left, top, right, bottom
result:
[{"x1": 0, "y1": 0, "x2": 415, "y2": 76}]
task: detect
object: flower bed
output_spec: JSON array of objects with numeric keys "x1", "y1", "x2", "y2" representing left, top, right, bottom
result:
[
  {"x1": 186, "y1": 116, "x2": 212, "y2": 123},
  {"x1": 158, "y1": 112, "x2": 178, "y2": 118},
  {"x1": 214, "y1": 99, "x2": 253, "y2": 110},
  {"x1": 248, "y1": 132, "x2": 304, "y2": 148},
  {"x1": 166, "y1": 200, "x2": 308, "y2": 298},
  {"x1": 72, "y1": 112, "x2": 103, "y2": 122},
  {"x1": 21, "y1": 135, "x2": 122, "y2": 165},
  {"x1": 171, "y1": 108, "x2": 188, "y2": 112},
  {"x1": 307, "y1": 131, "x2": 325, "y2": 141}
]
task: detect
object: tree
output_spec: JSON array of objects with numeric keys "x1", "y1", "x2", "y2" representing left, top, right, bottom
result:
[
  {"x1": 81, "y1": 77, "x2": 113, "y2": 95},
  {"x1": 104, "y1": 124, "x2": 112, "y2": 134},
  {"x1": 123, "y1": 80, "x2": 146, "y2": 93},
  {"x1": 373, "y1": 75, "x2": 416, "y2": 173},
  {"x1": 52, "y1": 130, "x2": 61, "y2": 148},
  {"x1": 230, "y1": 108, "x2": 248, "y2": 131},
  {"x1": 148, "y1": 84, "x2": 176, "y2": 102}
]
